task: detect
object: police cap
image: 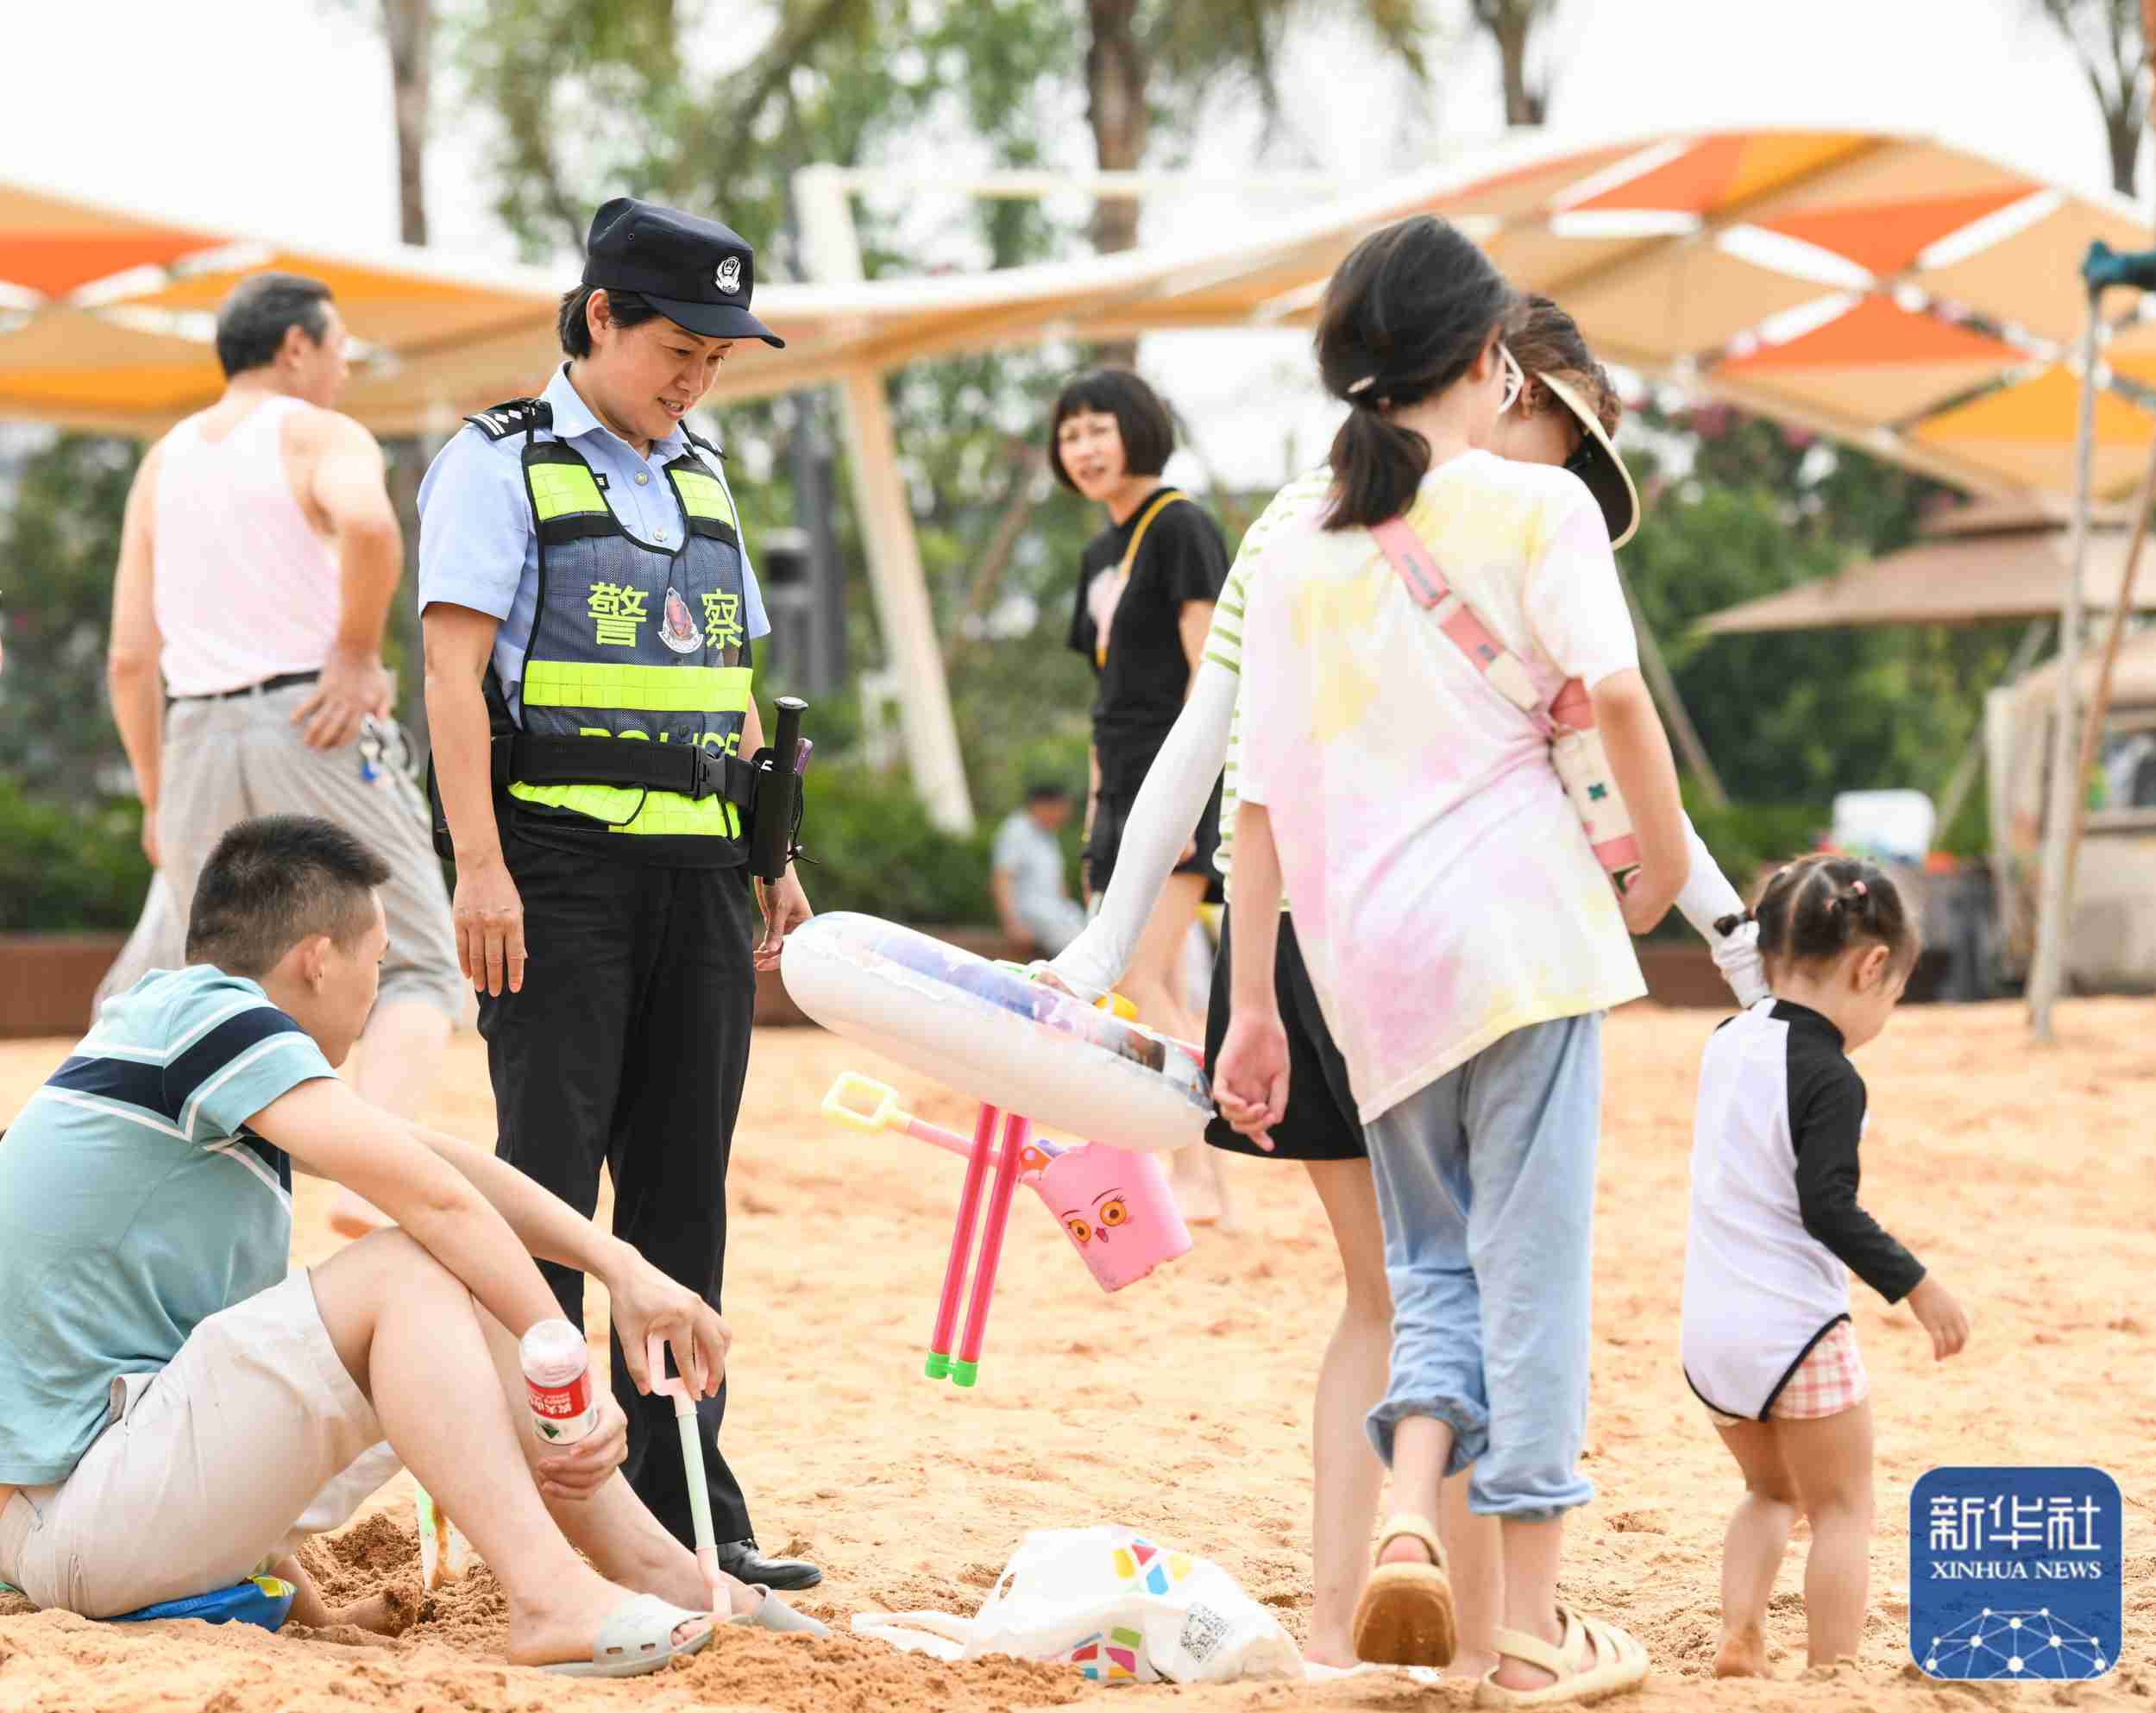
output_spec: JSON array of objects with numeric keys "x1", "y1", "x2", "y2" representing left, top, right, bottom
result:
[{"x1": 582, "y1": 196, "x2": 784, "y2": 349}]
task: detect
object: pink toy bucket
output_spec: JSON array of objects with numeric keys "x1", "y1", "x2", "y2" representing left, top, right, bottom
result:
[{"x1": 1038, "y1": 1143, "x2": 1190, "y2": 1292}]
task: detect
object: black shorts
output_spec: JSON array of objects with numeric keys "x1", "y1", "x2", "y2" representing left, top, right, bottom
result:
[
  {"x1": 1202, "y1": 907, "x2": 1365, "y2": 1162},
  {"x1": 1085, "y1": 775, "x2": 1224, "y2": 904}
]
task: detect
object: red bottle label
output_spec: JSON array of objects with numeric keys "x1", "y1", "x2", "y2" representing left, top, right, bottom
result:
[{"x1": 525, "y1": 1369, "x2": 600, "y2": 1443}]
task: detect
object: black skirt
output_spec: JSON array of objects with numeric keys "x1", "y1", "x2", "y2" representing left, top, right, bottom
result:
[
  {"x1": 1085, "y1": 774, "x2": 1224, "y2": 905},
  {"x1": 1203, "y1": 907, "x2": 1366, "y2": 1162}
]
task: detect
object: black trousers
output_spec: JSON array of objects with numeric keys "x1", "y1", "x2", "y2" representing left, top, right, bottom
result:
[{"x1": 477, "y1": 826, "x2": 758, "y2": 1547}]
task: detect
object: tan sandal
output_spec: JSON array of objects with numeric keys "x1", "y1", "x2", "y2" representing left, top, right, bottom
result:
[
  {"x1": 1351, "y1": 1513, "x2": 1456, "y2": 1667},
  {"x1": 1474, "y1": 1604, "x2": 1649, "y2": 1707}
]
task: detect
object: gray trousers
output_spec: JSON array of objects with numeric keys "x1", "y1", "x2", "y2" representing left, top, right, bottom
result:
[{"x1": 126, "y1": 682, "x2": 462, "y2": 1021}]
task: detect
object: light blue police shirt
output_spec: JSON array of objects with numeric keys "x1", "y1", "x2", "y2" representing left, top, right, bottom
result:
[{"x1": 416, "y1": 362, "x2": 770, "y2": 724}]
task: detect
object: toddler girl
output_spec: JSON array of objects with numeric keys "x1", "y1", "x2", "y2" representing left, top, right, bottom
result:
[{"x1": 1681, "y1": 855, "x2": 1971, "y2": 1676}]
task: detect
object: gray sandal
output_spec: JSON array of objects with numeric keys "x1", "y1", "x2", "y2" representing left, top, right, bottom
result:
[
  {"x1": 730, "y1": 1585, "x2": 830, "y2": 1637},
  {"x1": 542, "y1": 1592, "x2": 715, "y2": 1678}
]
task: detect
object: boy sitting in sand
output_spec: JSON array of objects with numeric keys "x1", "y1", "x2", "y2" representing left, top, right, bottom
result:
[{"x1": 0, "y1": 815, "x2": 821, "y2": 1677}]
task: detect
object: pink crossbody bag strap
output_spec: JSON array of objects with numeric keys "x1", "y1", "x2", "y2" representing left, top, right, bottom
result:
[
  {"x1": 1368, "y1": 513, "x2": 1644, "y2": 891},
  {"x1": 1367, "y1": 515, "x2": 1562, "y2": 738}
]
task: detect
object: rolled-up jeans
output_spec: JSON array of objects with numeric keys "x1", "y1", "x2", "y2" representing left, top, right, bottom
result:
[{"x1": 1363, "y1": 1011, "x2": 1603, "y2": 1523}]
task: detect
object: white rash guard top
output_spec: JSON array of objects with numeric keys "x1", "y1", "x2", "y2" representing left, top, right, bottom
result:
[{"x1": 1681, "y1": 998, "x2": 1927, "y2": 1420}]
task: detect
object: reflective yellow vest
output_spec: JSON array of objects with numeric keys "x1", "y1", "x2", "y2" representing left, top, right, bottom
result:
[{"x1": 503, "y1": 426, "x2": 753, "y2": 841}]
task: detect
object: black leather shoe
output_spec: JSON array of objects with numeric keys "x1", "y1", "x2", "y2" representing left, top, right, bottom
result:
[{"x1": 713, "y1": 1537, "x2": 822, "y2": 1590}]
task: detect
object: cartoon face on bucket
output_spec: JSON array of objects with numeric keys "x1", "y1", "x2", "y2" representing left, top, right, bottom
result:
[
  {"x1": 1910, "y1": 1466, "x2": 2121, "y2": 1679},
  {"x1": 1039, "y1": 1143, "x2": 1190, "y2": 1292}
]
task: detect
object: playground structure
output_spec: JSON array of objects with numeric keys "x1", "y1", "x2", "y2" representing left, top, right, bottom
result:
[
  {"x1": 1989, "y1": 628, "x2": 2156, "y2": 993},
  {"x1": 10, "y1": 129, "x2": 2156, "y2": 1030}
]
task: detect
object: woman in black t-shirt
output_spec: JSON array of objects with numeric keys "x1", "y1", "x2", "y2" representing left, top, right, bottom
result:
[{"x1": 1053, "y1": 368, "x2": 1230, "y2": 1222}]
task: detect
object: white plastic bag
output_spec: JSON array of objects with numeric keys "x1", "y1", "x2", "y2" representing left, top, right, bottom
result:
[{"x1": 852, "y1": 1526, "x2": 1302, "y2": 1685}]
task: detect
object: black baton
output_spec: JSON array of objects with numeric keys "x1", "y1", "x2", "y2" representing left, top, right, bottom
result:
[{"x1": 749, "y1": 696, "x2": 807, "y2": 882}]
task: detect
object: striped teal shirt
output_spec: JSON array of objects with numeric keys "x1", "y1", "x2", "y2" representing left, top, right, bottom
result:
[{"x1": 0, "y1": 966, "x2": 333, "y2": 1485}]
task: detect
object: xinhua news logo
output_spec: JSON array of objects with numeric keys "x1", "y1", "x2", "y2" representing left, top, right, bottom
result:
[{"x1": 1910, "y1": 1466, "x2": 2121, "y2": 1680}]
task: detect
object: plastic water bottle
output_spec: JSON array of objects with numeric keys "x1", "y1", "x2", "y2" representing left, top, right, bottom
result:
[{"x1": 520, "y1": 1318, "x2": 600, "y2": 1445}]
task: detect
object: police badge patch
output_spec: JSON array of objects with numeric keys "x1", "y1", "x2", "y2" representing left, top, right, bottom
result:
[
  {"x1": 659, "y1": 587, "x2": 702, "y2": 655},
  {"x1": 714, "y1": 255, "x2": 743, "y2": 295}
]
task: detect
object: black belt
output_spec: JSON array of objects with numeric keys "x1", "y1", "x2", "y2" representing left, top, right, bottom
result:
[
  {"x1": 487, "y1": 726, "x2": 807, "y2": 882},
  {"x1": 494, "y1": 732, "x2": 760, "y2": 809},
  {"x1": 173, "y1": 670, "x2": 322, "y2": 704}
]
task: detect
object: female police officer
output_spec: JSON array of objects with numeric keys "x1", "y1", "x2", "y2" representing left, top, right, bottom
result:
[{"x1": 418, "y1": 197, "x2": 819, "y2": 1590}]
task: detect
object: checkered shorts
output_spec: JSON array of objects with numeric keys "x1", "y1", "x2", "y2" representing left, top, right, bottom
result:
[{"x1": 1707, "y1": 1319, "x2": 1869, "y2": 1426}]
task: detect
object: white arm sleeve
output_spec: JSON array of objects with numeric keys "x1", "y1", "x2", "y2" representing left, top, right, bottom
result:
[
  {"x1": 1040, "y1": 659, "x2": 1238, "y2": 1002},
  {"x1": 1673, "y1": 811, "x2": 1769, "y2": 1006}
]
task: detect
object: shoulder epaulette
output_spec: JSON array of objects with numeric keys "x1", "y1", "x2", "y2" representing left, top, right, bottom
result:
[
  {"x1": 465, "y1": 399, "x2": 552, "y2": 442},
  {"x1": 683, "y1": 426, "x2": 726, "y2": 462}
]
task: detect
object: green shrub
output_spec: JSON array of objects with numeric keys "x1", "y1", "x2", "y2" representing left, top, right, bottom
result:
[
  {"x1": 796, "y1": 759, "x2": 998, "y2": 923},
  {"x1": 0, "y1": 780, "x2": 151, "y2": 933},
  {"x1": 0, "y1": 751, "x2": 1035, "y2": 938},
  {"x1": 1684, "y1": 796, "x2": 1833, "y2": 899},
  {"x1": 1629, "y1": 793, "x2": 1831, "y2": 941}
]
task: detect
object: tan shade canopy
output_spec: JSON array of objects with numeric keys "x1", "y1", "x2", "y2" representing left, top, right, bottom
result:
[
  {"x1": 1694, "y1": 521, "x2": 2156, "y2": 634},
  {"x1": 6, "y1": 129, "x2": 2156, "y2": 492},
  {"x1": 0, "y1": 179, "x2": 575, "y2": 437}
]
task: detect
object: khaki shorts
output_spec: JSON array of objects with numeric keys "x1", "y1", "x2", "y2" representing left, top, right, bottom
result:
[
  {"x1": 0, "y1": 1271, "x2": 399, "y2": 1617},
  {"x1": 157, "y1": 682, "x2": 462, "y2": 1020}
]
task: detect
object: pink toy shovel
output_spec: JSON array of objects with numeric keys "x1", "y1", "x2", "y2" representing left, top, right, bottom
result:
[
  {"x1": 824, "y1": 1072, "x2": 1064, "y2": 1175},
  {"x1": 647, "y1": 1333, "x2": 721, "y2": 1615}
]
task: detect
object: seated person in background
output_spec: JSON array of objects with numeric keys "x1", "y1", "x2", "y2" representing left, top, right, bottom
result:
[
  {"x1": 0, "y1": 815, "x2": 820, "y2": 1677},
  {"x1": 991, "y1": 783, "x2": 1087, "y2": 957}
]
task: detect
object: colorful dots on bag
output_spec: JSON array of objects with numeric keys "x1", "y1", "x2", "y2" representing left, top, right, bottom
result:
[
  {"x1": 1109, "y1": 1538, "x2": 1196, "y2": 1598},
  {"x1": 1069, "y1": 1627, "x2": 1144, "y2": 1681}
]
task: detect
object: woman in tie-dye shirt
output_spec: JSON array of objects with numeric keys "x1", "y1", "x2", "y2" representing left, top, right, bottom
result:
[
  {"x1": 1046, "y1": 297, "x2": 1765, "y2": 1675},
  {"x1": 1216, "y1": 217, "x2": 1683, "y2": 1704}
]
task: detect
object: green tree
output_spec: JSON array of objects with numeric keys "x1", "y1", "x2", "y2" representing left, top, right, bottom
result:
[
  {"x1": 0, "y1": 433, "x2": 142, "y2": 799},
  {"x1": 1078, "y1": 1, "x2": 1430, "y2": 254},
  {"x1": 1462, "y1": 0, "x2": 1554, "y2": 125},
  {"x1": 1623, "y1": 403, "x2": 2021, "y2": 852},
  {"x1": 448, "y1": 0, "x2": 1109, "y2": 806},
  {"x1": 2026, "y1": 0, "x2": 2149, "y2": 194}
]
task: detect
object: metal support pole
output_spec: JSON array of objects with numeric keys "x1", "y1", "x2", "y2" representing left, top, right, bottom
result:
[
  {"x1": 2026, "y1": 294, "x2": 2104, "y2": 1041},
  {"x1": 795, "y1": 165, "x2": 975, "y2": 834},
  {"x1": 2062, "y1": 394, "x2": 2156, "y2": 904}
]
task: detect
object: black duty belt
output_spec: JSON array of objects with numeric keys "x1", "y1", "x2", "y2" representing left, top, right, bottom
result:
[
  {"x1": 492, "y1": 732, "x2": 759, "y2": 809},
  {"x1": 439, "y1": 698, "x2": 809, "y2": 883},
  {"x1": 173, "y1": 670, "x2": 322, "y2": 704}
]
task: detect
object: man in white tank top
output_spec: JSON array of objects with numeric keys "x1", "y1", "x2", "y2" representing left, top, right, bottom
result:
[{"x1": 104, "y1": 274, "x2": 463, "y2": 1236}]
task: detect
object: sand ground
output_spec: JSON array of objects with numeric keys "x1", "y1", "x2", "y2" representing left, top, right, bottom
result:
[{"x1": 1, "y1": 998, "x2": 2150, "y2": 1712}]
